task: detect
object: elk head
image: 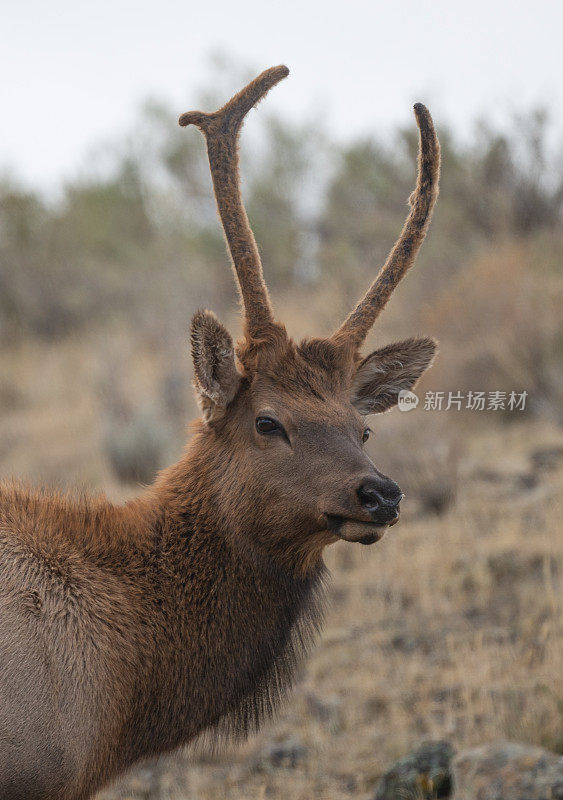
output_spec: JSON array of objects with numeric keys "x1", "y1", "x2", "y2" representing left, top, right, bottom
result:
[{"x1": 179, "y1": 66, "x2": 440, "y2": 568}]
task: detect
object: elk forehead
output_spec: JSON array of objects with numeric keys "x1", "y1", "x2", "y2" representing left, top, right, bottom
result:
[
  {"x1": 250, "y1": 339, "x2": 358, "y2": 413},
  {"x1": 249, "y1": 337, "x2": 353, "y2": 389}
]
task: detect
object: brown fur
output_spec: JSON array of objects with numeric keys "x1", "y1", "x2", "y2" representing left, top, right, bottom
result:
[{"x1": 0, "y1": 67, "x2": 440, "y2": 799}]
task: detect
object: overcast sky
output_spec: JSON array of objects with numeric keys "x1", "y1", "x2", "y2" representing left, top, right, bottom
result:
[{"x1": 2, "y1": 0, "x2": 562, "y2": 191}]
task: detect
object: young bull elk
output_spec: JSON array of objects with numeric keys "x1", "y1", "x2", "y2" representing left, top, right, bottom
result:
[{"x1": 0, "y1": 66, "x2": 440, "y2": 799}]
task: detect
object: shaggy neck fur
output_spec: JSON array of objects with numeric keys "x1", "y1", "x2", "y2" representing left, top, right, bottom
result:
[{"x1": 125, "y1": 437, "x2": 328, "y2": 758}]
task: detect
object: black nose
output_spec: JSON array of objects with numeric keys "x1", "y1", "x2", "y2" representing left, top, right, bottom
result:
[{"x1": 357, "y1": 477, "x2": 403, "y2": 521}]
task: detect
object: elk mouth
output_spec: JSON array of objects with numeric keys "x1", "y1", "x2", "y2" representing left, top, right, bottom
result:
[{"x1": 324, "y1": 514, "x2": 398, "y2": 545}]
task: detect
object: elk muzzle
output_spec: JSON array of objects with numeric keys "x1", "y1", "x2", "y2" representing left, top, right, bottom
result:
[{"x1": 325, "y1": 475, "x2": 403, "y2": 545}]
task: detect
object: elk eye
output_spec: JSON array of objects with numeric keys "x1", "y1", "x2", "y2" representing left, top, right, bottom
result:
[
  {"x1": 256, "y1": 416, "x2": 281, "y2": 435},
  {"x1": 362, "y1": 428, "x2": 371, "y2": 443}
]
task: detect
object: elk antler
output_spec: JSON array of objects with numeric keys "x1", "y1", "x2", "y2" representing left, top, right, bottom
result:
[
  {"x1": 179, "y1": 66, "x2": 289, "y2": 339},
  {"x1": 331, "y1": 103, "x2": 440, "y2": 348}
]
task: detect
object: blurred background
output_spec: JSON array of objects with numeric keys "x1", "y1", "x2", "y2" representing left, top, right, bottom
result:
[{"x1": 1, "y1": 1, "x2": 562, "y2": 798}]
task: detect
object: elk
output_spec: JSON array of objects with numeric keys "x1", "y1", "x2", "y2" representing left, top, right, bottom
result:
[{"x1": 0, "y1": 66, "x2": 440, "y2": 799}]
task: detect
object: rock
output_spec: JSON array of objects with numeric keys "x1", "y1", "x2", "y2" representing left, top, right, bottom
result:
[
  {"x1": 374, "y1": 740, "x2": 454, "y2": 799},
  {"x1": 252, "y1": 735, "x2": 307, "y2": 772},
  {"x1": 453, "y1": 740, "x2": 563, "y2": 800}
]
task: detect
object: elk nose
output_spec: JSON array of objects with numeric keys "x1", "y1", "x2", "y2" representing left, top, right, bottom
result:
[{"x1": 357, "y1": 478, "x2": 403, "y2": 518}]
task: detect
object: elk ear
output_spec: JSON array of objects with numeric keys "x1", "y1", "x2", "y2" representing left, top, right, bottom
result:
[
  {"x1": 190, "y1": 310, "x2": 242, "y2": 424},
  {"x1": 352, "y1": 337, "x2": 437, "y2": 414}
]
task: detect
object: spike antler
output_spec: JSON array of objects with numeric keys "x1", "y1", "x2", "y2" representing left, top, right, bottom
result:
[
  {"x1": 331, "y1": 103, "x2": 440, "y2": 348},
  {"x1": 179, "y1": 66, "x2": 289, "y2": 339}
]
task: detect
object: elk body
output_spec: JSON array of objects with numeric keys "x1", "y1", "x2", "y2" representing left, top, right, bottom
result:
[{"x1": 0, "y1": 67, "x2": 440, "y2": 800}]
